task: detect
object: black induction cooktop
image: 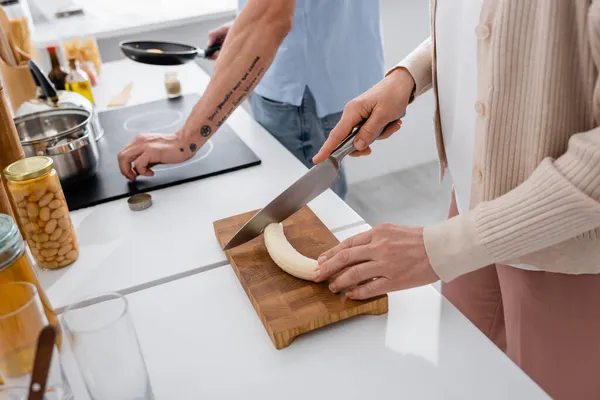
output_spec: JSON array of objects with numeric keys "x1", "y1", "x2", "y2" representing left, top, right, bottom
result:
[{"x1": 63, "y1": 94, "x2": 261, "y2": 211}]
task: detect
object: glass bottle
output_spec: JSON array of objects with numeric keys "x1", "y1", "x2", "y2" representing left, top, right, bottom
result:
[
  {"x1": 46, "y1": 45, "x2": 67, "y2": 91},
  {"x1": 3, "y1": 157, "x2": 80, "y2": 270},
  {"x1": 0, "y1": 214, "x2": 61, "y2": 346},
  {"x1": 66, "y1": 58, "x2": 95, "y2": 104}
]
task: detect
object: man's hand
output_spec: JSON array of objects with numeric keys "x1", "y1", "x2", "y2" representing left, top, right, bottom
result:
[
  {"x1": 313, "y1": 223, "x2": 438, "y2": 300},
  {"x1": 206, "y1": 21, "x2": 234, "y2": 60},
  {"x1": 312, "y1": 67, "x2": 415, "y2": 163},
  {"x1": 117, "y1": 133, "x2": 191, "y2": 181}
]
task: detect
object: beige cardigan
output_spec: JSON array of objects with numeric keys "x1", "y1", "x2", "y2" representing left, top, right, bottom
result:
[{"x1": 395, "y1": 0, "x2": 600, "y2": 281}]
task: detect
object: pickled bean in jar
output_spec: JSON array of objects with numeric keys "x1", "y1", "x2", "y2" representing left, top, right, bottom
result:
[{"x1": 3, "y1": 157, "x2": 79, "y2": 270}]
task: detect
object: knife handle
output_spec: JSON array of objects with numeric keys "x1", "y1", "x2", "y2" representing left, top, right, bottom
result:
[
  {"x1": 28, "y1": 325, "x2": 56, "y2": 400},
  {"x1": 330, "y1": 112, "x2": 405, "y2": 166}
]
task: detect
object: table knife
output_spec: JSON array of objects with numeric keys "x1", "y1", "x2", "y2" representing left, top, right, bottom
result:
[{"x1": 222, "y1": 120, "x2": 397, "y2": 250}]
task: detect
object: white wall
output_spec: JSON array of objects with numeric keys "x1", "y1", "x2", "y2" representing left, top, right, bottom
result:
[
  {"x1": 95, "y1": 0, "x2": 436, "y2": 185},
  {"x1": 344, "y1": 0, "x2": 437, "y2": 184}
]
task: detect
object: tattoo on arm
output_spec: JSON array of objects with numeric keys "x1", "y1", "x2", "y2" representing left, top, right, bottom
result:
[
  {"x1": 208, "y1": 56, "x2": 262, "y2": 123},
  {"x1": 201, "y1": 125, "x2": 211, "y2": 137},
  {"x1": 194, "y1": 57, "x2": 264, "y2": 151}
]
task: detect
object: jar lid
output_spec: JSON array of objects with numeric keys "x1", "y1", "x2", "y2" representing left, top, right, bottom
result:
[
  {"x1": 3, "y1": 156, "x2": 54, "y2": 182},
  {"x1": 0, "y1": 214, "x2": 24, "y2": 270}
]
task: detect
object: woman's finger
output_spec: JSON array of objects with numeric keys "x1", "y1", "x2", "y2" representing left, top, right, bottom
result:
[
  {"x1": 328, "y1": 261, "x2": 382, "y2": 293},
  {"x1": 377, "y1": 120, "x2": 402, "y2": 140},
  {"x1": 317, "y1": 230, "x2": 373, "y2": 267},
  {"x1": 314, "y1": 244, "x2": 373, "y2": 282},
  {"x1": 346, "y1": 277, "x2": 391, "y2": 300},
  {"x1": 349, "y1": 147, "x2": 372, "y2": 157},
  {"x1": 313, "y1": 100, "x2": 367, "y2": 164}
]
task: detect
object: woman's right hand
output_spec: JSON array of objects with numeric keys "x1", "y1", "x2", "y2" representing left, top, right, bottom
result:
[
  {"x1": 206, "y1": 21, "x2": 234, "y2": 60},
  {"x1": 312, "y1": 67, "x2": 416, "y2": 163}
]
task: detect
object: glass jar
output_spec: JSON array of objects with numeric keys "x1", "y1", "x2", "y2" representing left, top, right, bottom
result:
[
  {"x1": 165, "y1": 71, "x2": 182, "y2": 99},
  {"x1": 3, "y1": 157, "x2": 79, "y2": 270},
  {"x1": 0, "y1": 214, "x2": 60, "y2": 345},
  {"x1": 0, "y1": 0, "x2": 34, "y2": 56}
]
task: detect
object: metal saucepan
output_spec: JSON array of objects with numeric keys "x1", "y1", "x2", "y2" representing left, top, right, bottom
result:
[
  {"x1": 14, "y1": 108, "x2": 100, "y2": 186},
  {"x1": 119, "y1": 40, "x2": 221, "y2": 65}
]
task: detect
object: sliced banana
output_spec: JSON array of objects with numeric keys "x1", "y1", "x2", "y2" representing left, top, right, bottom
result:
[{"x1": 264, "y1": 223, "x2": 318, "y2": 281}]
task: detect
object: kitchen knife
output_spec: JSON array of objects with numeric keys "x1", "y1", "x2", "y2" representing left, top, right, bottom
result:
[{"x1": 222, "y1": 121, "x2": 396, "y2": 250}]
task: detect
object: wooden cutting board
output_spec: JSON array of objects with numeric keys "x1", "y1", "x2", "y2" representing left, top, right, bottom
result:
[{"x1": 213, "y1": 206, "x2": 388, "y2": 349}]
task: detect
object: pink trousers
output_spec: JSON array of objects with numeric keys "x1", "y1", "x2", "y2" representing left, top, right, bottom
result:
[{"x1": 442, "y1": 192, "x2": 600, "y2": 400}]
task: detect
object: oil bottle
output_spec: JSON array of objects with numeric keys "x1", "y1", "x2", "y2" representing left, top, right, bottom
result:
[{"x1": 65, "y1": 58, "x2": 95, "y2": 104}]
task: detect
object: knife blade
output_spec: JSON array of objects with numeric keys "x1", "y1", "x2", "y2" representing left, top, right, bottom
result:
[{"x1": 222, "y1": 120, "x2": 397, "y2": 251}]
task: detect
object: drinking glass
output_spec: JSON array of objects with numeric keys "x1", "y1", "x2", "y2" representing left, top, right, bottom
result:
[
  {"x1": 62, "y1": 292, "x2": 154, "y2": 400},
  {"x1": 0, "y1": 282, "x2": 72, "y2": 400}
]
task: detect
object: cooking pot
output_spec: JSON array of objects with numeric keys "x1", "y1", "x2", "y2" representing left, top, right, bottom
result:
[
  {"x1": 15, "y1": 60, "x2": 104, "y2": 142},
  {"x1": 13, "y1": 108, "x2": 100, "y2": 186}
]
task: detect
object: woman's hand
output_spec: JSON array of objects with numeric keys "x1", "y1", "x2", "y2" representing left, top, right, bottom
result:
[
  {"x1": 312, "y1": 67, "x2": 415, "y2": 163},
  {"x1": 313, "y1": 223, "x2": 438, "y2": 300},
  {"x1": 117, "y1": 133, "x2": 192, "y2": 181}
]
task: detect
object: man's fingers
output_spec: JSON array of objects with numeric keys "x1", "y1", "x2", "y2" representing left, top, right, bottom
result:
[
  {"x1": 328, "y1": 261, "x2": 382, "y2": 293},
  {"x1": 313, "y1": 101, "x2": 366, "y2": 164},
  {"x1": 346, "y1": 277, "x2": 391, "y2": 300},
  {"x1": 117, "y1": 146, "x2": 143, "y2": 181},
  {"x1": 207, "y1": 50, "x2": 220, "y2": 60},
  {"x1": 132, "y1": 152, "x2": 155, "y2": 177},
  {"x1": 377, "y1": 120, "x2": 402, "y2": 140}
]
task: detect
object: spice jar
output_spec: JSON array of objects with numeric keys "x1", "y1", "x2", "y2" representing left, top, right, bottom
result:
[
  {"x1": 165, "y1": 71, "x2": 182, "y2": 98},
  {"x1": 0, "y1": 214, "x2": 61, "y2": 344},
  {"x1": 3, "y1": 157, "x2": 79, "y2": 270}
]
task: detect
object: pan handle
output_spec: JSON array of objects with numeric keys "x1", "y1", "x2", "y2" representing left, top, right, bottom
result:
[
  {"x1": 45, "y1": 130, "x2": 94, "y2": 155},
  {"x1": 200, "y1": 43, "x2": 222, "y2": 59}
]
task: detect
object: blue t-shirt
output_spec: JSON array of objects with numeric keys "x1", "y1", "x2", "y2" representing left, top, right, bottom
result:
[{"x1": 238, "y1": 0, "x2": 384, "y2": 117}]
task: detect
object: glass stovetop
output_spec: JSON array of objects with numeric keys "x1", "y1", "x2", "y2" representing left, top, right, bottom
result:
[{"x1": 63, "y1": 94, "x2": 261, "y2": 211}]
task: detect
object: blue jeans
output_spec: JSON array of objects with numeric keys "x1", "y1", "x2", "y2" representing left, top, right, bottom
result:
[{"x1": 249, "y1": 88, "x2": 348, "y2": 199}]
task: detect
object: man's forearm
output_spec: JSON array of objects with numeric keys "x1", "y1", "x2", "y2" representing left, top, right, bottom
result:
[{"x1": 177, "y1": 0, "x2": 294, "y2": 153}]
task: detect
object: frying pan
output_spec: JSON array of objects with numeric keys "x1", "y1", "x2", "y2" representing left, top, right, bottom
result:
[{"x1": 119, "y1": 40, "x2": 222, "y2": 66}]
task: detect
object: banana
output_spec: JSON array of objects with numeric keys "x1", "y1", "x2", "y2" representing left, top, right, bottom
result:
[{"x1": 264, "y1": 223, "x2": 318, "y2": 281}]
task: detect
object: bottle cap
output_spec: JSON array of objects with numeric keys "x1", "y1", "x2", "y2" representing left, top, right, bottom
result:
[{"x1": 127, "y1": 193, "x2": 152, "y2": 211}]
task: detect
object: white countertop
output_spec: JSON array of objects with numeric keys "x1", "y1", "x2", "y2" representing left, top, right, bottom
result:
[
  {"x1": 39, "y1": 59, "x2": 550, "y2": 400},
  {"x1": 33, "y1": 0, "x2": 236, "y2": 47},
  {"x1": 37, "y1": 59, "x2": 364, "y2": 310},
  {"x1": 60, "y1": 223, "x2": 549, "y2": 399}
]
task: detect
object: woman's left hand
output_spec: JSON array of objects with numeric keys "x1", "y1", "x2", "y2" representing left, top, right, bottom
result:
[{"x1": 313, "y1": 224, "x2": 439, "y2": 299}]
